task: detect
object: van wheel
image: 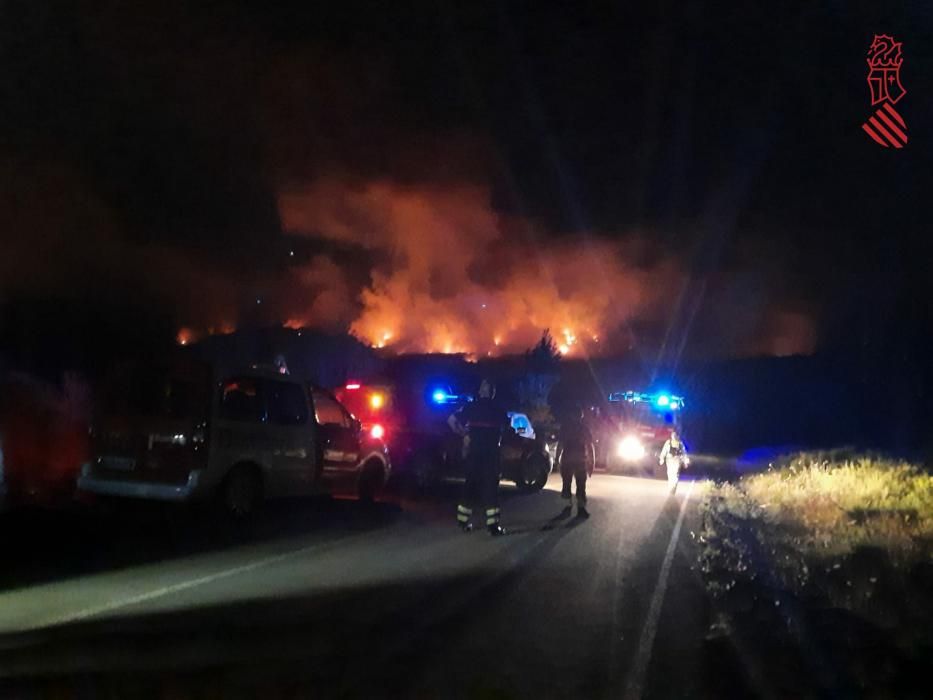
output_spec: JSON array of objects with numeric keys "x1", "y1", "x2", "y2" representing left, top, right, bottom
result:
[
  {"x1": 222, "y1": 466, "x2": 262, "y2": 518},
  {"x1": 358, "y1": 461, "x2": 385, "y2": 504}
]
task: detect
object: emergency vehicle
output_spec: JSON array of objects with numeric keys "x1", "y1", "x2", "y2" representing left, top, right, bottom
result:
[
  {"x1": 595, "y1": 391, "x2": 685, "y2": 475},
  {"x1": 333, "y1": 380, "x2": 552, "y2": 492}
]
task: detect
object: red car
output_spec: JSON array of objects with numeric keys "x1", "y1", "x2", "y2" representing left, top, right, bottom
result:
[{"x1": 0, "y1": 373, "x2": 90, "y2": 509}]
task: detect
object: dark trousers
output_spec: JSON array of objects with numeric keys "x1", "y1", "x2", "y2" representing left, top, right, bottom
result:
[
  {"x1": 457, "y1": 442, "x2": 501, "y2": 527},
  {"x1": 560, "y1": 458, "x2": 587, "y2": 505}
]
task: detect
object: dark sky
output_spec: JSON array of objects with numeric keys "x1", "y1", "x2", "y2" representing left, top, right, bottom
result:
[{"x1": 1, "y1": 0, "x2": 931, "y2": 364}]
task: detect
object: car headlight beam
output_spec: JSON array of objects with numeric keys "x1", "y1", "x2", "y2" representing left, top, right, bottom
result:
[{"x1": 617, "y1": 435, "x2": 646, "y2": 461}]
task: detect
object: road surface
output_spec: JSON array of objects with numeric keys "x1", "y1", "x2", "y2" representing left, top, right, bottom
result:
[{"x1": 0, "y1": 474, "x2": 726, "y2": 698}]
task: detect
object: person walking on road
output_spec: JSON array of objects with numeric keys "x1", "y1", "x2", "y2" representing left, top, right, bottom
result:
[
  {"x1": 659, "y1": 430, "x2": 689, "y2": 494},
  {"x1": 448, "y1": 379, "x2": 509, "y2": 536},
  {"x1": 557, "y1": 407, "x2": 595, "y2": 518}
]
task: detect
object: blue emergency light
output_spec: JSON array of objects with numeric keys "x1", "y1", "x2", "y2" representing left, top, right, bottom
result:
[
  {"x1": 431, "y1": 387, "x2": 464, "y2": 405},
  {"x1": 609, "y1": 390, "x2": 685, "y2": 411}
]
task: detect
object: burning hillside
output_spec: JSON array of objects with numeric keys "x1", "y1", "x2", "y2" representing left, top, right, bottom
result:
[{"x1": 278, "y1": 178, "x2": 680, "y2": 356}]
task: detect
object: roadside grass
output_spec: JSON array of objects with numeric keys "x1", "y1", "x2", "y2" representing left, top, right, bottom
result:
[
  {"x1": 738, "y1": 454, "x2": 931, "y2": 559},
  {"x1": 696, "y1": 453, "x2": 932, "y2": 695}
]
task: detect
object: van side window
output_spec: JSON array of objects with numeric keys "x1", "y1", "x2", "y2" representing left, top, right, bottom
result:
[
  {"x1": 219, "y1": 378, "x2": 265, "y2": 423},
  {"x1": 268, "y1": 381, "x2": 310, "y2": 426},
  {"x1": 311, "y1": 389, "x2": 349, "y2": 428}
]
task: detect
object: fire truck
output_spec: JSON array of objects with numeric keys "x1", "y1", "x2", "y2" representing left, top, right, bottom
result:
[
  {"x1": 594, "y1": 391, "x2": 685, "y2": 475},
  {"x1": 333, "y1": 380, "x2": 552, "y2": 492}
]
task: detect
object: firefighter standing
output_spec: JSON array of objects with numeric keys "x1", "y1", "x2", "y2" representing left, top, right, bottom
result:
[
  {"x1": 557, "y1": 408, "x2": 595, "y2": 517},
  {"x1": 659, "y1": 430, "x2": 689, "y2": 494},
  {"x1": 448, "y1": 379, "x2": 509, "y2": 536}
]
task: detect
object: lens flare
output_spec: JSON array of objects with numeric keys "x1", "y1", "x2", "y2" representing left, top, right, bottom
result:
[{"x1": 617, "y1": 435, "x2": 646, "y2": 461}]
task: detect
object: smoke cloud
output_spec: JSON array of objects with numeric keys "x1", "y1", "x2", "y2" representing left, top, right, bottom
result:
[
  {"x1": 0, "y1": 2, "x2": 819, "y2": 362},
  {"x1": 279, "y1": 178, "x2": 681, "y2": 356}
]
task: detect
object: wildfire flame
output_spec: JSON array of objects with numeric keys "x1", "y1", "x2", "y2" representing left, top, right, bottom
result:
[
  {"x1": 174, "y1": 178, "x2": 815, "y2": 360},
  {"x1": 275, "y1": 178, "x2": 678, "y2": 356}
]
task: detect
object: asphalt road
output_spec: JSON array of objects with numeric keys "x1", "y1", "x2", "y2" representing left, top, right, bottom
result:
[{"x1": 0, "y1": 473, "x2": 722, "y2": 698}]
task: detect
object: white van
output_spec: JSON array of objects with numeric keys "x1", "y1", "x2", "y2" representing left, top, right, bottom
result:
[{"x1": 77, "y1": 361, "x2": 390, "y2": 516}]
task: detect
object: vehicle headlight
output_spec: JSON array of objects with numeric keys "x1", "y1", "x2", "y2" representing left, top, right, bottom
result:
[{"x1": 617, "y1": 435, "x2": 646, "y2": 461}]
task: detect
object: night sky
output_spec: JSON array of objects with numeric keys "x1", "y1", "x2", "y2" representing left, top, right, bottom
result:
[{"x1": 1, "y1": 1, "x2": 931, "y2": 365}]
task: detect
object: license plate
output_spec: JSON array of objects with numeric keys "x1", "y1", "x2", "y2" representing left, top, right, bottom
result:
[{"x1": 99, "y1": 456, "x2": 137, "y2": 471}]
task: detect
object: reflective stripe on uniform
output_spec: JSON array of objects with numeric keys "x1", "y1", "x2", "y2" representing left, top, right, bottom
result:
[
  {"x1": 485, "y1": 507, "x2": 500, "y2": 525},
  {"x1": 485, "y1": 507, "x2": 499, "y2": 516},
  {"x1": 457, "y1": 513, "x2": 470, "y2": 523},
  {"x1": 458, "y1": 505, "x2": 472, "y2": 515}
]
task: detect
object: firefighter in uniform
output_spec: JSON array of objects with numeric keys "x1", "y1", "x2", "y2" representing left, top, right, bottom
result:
[
  {"x1": 557, "y1": 407, "x2": 595, "y2": 517},
  {"x1": 448, "y1": 379, "x2": 509, "y2": 536},
  {"x1": 659, "y1": 430, "x2": 689, "y2": 494}
]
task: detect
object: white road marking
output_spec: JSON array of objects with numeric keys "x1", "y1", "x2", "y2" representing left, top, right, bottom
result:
[
  {"x1": 32, "y1": 537, "x2": 356, "y2": 631},
  {"x1": 624, "y1": 480, "x2": 694, "y2": 700}
]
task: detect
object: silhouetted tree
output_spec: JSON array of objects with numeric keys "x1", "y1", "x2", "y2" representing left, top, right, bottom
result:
[
  {"x1": 517, "y1": 330, "x2": 561, "y2": 431},
  {"x1": 525, "y1": 329, "x2": 562, "y2": 374}
]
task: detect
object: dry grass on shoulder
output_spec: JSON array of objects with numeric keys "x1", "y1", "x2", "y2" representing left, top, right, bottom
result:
[
  {"x1": 698, "y1": 455, "x2": 933, "y2": 695},
  {"x1": 732, "y1": 454, "x2": 932, "y2": 560}
]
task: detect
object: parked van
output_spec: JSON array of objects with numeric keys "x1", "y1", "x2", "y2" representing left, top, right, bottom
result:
[{"x1": 77, "y1": 360, "x2": 390, "y2": 515}]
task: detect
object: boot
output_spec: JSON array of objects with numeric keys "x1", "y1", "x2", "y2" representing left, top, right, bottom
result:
[
  {"x1": 487, "y1": 524, "x2": 507, "y2": 537},
  {"x1": 459, "y1": 522, "x2": 475, "y2": 533}
]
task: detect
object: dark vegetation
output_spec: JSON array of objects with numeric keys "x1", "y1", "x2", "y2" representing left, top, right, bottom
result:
[{"x1": 697, "y1": 454, "x2": 932, "y2": 697}]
